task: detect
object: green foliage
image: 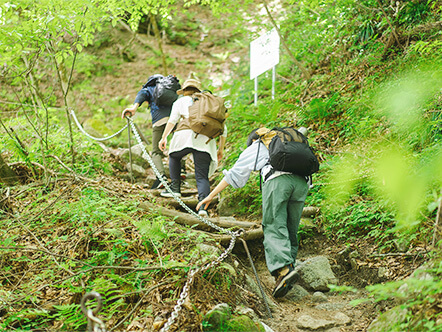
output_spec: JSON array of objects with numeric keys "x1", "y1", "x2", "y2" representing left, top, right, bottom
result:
[
  {"x1": 50, "y1": 304, "x2": 85, "y2": 331},
  {"x1": 366, "y1": 262, "x2": 442, "y2": 331},
  {"x1": 324, "y1": 197, "x2": 396, "y2": 243},
  {"x1": 396, "y1": 1, "x2": 433, "y2": 26},
  {"x1": 220, "y1": 178, "x2": 263, "y2": 219},
  {"x1": 306, "y1": 94, "x2": 342, "y2": 121}
]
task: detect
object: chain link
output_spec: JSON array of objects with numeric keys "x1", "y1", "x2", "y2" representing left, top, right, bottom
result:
[
  {"x1": 70, "y1": 110, "x2": 128, "y2": 141},
  {"x1": 81, "y1": 292, "x2": 107, "y2": 332}
]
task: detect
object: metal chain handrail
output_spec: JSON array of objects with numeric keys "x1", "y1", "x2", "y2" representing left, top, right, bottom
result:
[
  {"x1": 81, "y1": 292, "x2": 107, "y2": 332},
  {"x1": 70, "y1": 112, "x2": 242, "y2": 331},
  {"x1": 125, "y1": 116, "x2": 243, "y2": 331},
  {"x1": 126, "y1": 116, "x2": 238, "y2": 236},
  {"x1": 70, "y1": 110, "x2": 128, "y2": 141},
  {"x1": 310, "y1": 172, "x2": 373, "y2": 187},
  {"x1": 159, "y1": 232, "x2": 241, "y2": 332}
]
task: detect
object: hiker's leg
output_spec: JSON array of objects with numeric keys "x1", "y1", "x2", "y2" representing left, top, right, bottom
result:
[
  {"x1": 152, "y1": 124, "x2": 166, "y2": 175},
  {"x1": 286, "y1": 174, "x2": 309, "y2": 264},
  {"x1": 262, "y1": 176, "x2": 293, "y2": 275},
  {"x1": 192, "y1": 149, "x2": 211, "y2": 201},
  {"x1": 169, "y1": 148, "x2": 192, "y2": 181}
]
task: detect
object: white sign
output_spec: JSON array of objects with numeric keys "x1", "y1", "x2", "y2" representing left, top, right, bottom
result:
[{"x1": 250, "y1": 28, "x2": 280, "y2": 80}]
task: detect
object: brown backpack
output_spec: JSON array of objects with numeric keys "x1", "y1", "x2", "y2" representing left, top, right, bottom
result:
[{"x1": 177, "y1": 91, "x2": 227, "y2": 143}]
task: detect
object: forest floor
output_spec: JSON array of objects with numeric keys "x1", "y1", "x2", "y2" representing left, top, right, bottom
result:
[{"x1": 61, "y1": 10, "x2": 429, "y2": 332}]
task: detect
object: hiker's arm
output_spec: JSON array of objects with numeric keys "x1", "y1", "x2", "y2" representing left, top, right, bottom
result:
[
  {"x1": 122, "y1": 88, "x2": 150, "y2": 119},
  {"x1": 122, "y1": 102, "x2": 140, "y2": 119},
  {"x1": 217, "y1": 135, "x2": 226, "y2": 161},
  {"x1": 197, "y1": 179, "x2": 230, "y2": 210},
  {"x1": 158, "y1": 122, "x2": 176, "y2": 151},
  {"x1": 221, "y1": 142, "x2": 269, "y2": 188}
]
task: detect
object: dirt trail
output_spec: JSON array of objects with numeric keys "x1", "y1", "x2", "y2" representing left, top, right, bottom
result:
[{"x1": 82, "y1": 22, "x2": 424, "y2": 332}]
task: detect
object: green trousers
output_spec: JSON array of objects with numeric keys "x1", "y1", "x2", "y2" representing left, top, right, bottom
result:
[{"x1": 262, "y1": 173, "x2": 309, "y2": 275}]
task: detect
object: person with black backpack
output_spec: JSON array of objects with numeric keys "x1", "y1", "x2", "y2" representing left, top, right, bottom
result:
[
  {"x1": 197, "y1": 126, "x2": 319, "y2": 298},
  {"x1": 122, "y1": 74, "x2": 181, "y2": 189}
]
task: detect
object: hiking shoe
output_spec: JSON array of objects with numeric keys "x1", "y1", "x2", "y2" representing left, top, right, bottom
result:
[
  {"x1": 160, "y1": 179, "x2": 181, "y2": 198},
  {"x1": 151, "y1": 175, "x2": 167, "y2": 190},
  {"x1": 160, "y1": 189, "x2": 181, "y2": 198},
  {"x1": 272, "y1": 265, "x2": 299, "y2": 298},
  {"x1": 198, "y1": 207, "x2": 208, "y2": 217}
]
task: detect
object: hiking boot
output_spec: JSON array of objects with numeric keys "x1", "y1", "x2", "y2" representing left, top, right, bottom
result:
[
  {"x1": 198, "y1": 206, "x2": 208, "y2": 217},
  {"x1": 272, "y1": 264, "x2": 299, "y2": 298},
  {"x1": 151, "y1": 174, "x2": 167, "y2": 190},
  {"x1": 160, "y1": 179, "x2": 181, "y2": 198}
]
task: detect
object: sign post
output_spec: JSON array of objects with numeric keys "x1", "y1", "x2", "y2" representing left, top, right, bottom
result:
[{"x1": 250, "y1": 28, "x2": 280, "y2": 106}]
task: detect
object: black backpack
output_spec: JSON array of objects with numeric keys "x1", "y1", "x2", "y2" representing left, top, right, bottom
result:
[
  {"x1": 152, "y1": 75, "x2": 181, "y2": 107},
  {"x1": 267, "y1": 127, "x2": 319, "y2": 177},
  {"x1": 252, "y1": 126, "x2": 319, "y2": 178}
]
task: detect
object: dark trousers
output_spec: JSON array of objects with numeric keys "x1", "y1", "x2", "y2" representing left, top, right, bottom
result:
[{"x1": 169, "y1": 148, "x2": 211, "y2": 201}]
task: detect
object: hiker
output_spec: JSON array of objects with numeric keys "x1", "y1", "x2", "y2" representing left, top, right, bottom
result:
[
  {"x1": 196, "y1": 127, "x2": 311, "y2": 298},
  {"x1": 158, "y1": 78, "x2": 227, "y2": 217},
  {"x1": 121, "y1": 74, "x2": 179, "y2": 189}
]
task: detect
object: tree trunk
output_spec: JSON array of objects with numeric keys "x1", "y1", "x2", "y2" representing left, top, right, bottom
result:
[
  {"x1": 0, "y1": 154, "x2": 20, "y2": 185},
  {"x1": 150, "y1": 13, "x2": 168, "y2": 75}
]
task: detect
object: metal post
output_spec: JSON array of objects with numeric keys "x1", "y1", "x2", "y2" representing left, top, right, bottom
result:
[
  {"x1": 272, "y1": 66, "x2": 276, "y2": 100},
  {"x1": 240, "y1": 238, "x2": 272, "y2": 318},
  {"x1": 254, "y1": 77, "x2": 258, "y2": 106},
  {"x1": 126, "y1": 117, "x2": 134, "y2": 183}
]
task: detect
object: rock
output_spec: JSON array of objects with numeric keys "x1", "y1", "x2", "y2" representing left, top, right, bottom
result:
[
  {"x1": 393, "y1": 238, "x2": 409, "y2": 252},
  {"x1": 297, "y1": 314, "x2": 335, "y2": 330},
  {"x1": 125, "y1": 163, "x2": 146, "y2": 177},
  {"x1": 196, "y1": 243, "x2": 222, "y2": 260},
  {"x1": 367, "y1": 306, "x2": 408, "y2": 332},
  {"x1": 203, "y1": 303, "x2": 231, "y2": 332},
  {"x1": 378, "y1": 266, "x2": 388, "y2": 278},
  {"x1": 121, "y1": 144, "x2": 150, "y2": 169},
  {"x1": 296, "y1": 312, "x2": 351, "y2": 330},
  {"x1": 244, "y1": 275, "x2": 278, "y2": 311},
  {"x1": 234, "y1": 306, "x2": 259, "y2": 321},
  {"x1": 334, "y1": 312, "x2": 351, "y2": 325},
  {"x1": 312, "y1": 291, "x2": 328, "y2": 303},
  {"x1": 297, "y1": 256, "x2": 338, "y2": 291},
  {"x1": 226, "y1": 315, "x2": 265, "y2": 332},
  {"x1": 300, "y1": 217, "x2": 315, "y2": 230},
  {"x1": 202, "y1": 304, "x2": 266, "y2": 332},
  {"x1": 217, "y1": 196, "x2": 238, "y2": 216},
  {"x1": 286, "y1": 284, "x2": 310, "y2": 301}
]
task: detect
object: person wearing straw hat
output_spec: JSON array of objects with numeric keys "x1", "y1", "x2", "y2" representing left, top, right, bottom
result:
[
  {"x1": 159, "y1": 78, "x2": 227, "y2": 217},
  {"x1": 197, "y1": 127, "x2": 310, "y2": 298}
]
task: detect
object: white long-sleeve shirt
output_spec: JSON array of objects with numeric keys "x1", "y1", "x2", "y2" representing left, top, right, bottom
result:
[
  {"x1": 167, "y1": 95, "x2": 227, "y2": 176},
  {"x1": 222, "y1": 140, "x2": 292, "y2": 189}
]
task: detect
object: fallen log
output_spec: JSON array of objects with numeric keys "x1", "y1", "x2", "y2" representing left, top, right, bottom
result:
[
  {"x1": 150, "y1": 194, "x2": 318, "y2": 217},
  {"x1": 194, "y1": 227, "x2": 264, "y2": 245},
  {"x1": 150, "y1": 188, "x2": 199, "y2": 198},
  {"x1": 139, "y1": 201, "x2": 259, "y2": 232},
  {"x1": 163, "y1": 196, "x2": 219, "y2": 210}
]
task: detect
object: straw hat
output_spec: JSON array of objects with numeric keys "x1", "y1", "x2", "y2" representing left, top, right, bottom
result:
[{"x1": 176, "y1": 79, "x2": 202, "y2": 95}]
